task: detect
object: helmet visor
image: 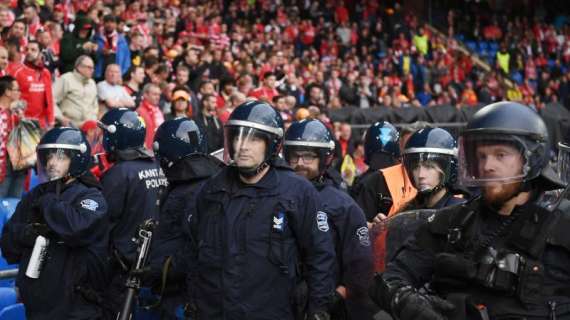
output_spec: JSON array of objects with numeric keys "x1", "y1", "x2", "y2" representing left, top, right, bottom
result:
[
  {"x1": 37, "y1": 148, "x2": 72, "y2": 183},
  {"x1": 224, "y1": 126, "x2": 271, "y2": 170},
  {"x1": 557, "y1": 142, "x2": 570, "y2": 185},
  {"x1": 403, "y1": 153, "x2": 447, "y2": 192},
  {"x1": 458, "y1": 135, "x2": 528, "y2": 187}
]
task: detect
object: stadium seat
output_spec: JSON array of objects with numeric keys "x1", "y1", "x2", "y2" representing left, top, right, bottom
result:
[
  {"x1": 465, "y1": 40, "x2": 477, "y2": 52},
  {"x1": 0, "y1": 288, "x2": 16, "y2": 312},
  {"x1": 479, "y1": 41, "x2": 489, "y2": 51},
  {"x1": 0, "y1": 303, "x2": 25, "y2": 320},
  {"x1": 511, "y1": 71, "x2": 524, "y2": 85}
]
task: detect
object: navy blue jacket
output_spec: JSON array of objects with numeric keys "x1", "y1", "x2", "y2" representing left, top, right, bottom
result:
[
  {"x1": 188, "y1": 165, "x2": 336, "y2": 320},
  {"x1": 313, "y1": 171, "x2": 374, "y2": 319},
  {"x1": 1, "y1": 176, "x2": 109, "y2": 320},
  {"x1": 147, "y1": 155, "x2": 223, "y2": 318},
  {"x1": 101, "y1": 157, "x2": 166, "y2": 263}
]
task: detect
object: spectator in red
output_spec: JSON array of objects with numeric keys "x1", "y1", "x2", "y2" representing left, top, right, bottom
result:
[
  {"x1": 22, "y1": 3, "x2": 41, "y2": 39},
  {"x1": 137, "y1": 83, "x2": 164, "y2": 150},
  {"x1": 0, "y1": 46, "x2": 7, "y2": 76},
  {"x1": 0, "y1": 75, "x2": 24, "y2": 197},
  {"x1": 11, "y1": 40, "x2": 53, "y2": 128},
  {"x1": 248, "y1": 71, "x2": 279, "y2": 102},
  {"x1": 337, "y1": 122, "x2": 356, "y2": 157},
  {"x1": 5, "y1": 19, "x2": 27, "y2": 52}
]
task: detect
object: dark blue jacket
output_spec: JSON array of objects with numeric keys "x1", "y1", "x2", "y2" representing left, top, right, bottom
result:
[
  {"x1": 188, "y1": 165, "x2": 336, "y2": 320},
  {"x1": 147, "y1": 155, "x2": 224, "y2": 318},
  {"x1": 313, "y1": 171, "x2": 374, "y2": 319},
  {"x1": 1, "y1": 176, "x2": 109, "y2": 320},
  {"x1": 101, "y1": 156, "x2": 166, "y2": 263}
]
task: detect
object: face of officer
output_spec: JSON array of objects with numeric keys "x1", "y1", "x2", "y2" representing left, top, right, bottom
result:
[
  {"x1": 45, "y1": 150, "x2": 71, "y2": 180},
  {"x1": 289, "y1": 149, "x2": 320, "y2": 180},
  {"x1": 475, "y1": 143, "x2": 524, "y2": 206},
  {"x1": 412, "y1": 161, "x2": 443, "y2": 192},
  {"x1": 232, "y1": 131, "x2": 267, "y2": 171}
]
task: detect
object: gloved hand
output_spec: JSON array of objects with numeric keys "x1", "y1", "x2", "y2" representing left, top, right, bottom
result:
[
  {"x1": 20, "y1": 223, "x2": 52, "y2": 247},
  {"x1": 391, "y1": 286, "x2": 455, "y2": 320},
  {"x1": 307, "y1": 310, "x2": 330, "y2": 320}
]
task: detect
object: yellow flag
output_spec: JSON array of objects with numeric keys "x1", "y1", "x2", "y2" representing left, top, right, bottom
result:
[{"x1": 340, "y1": 155, "x2": 357, "y2": 186}]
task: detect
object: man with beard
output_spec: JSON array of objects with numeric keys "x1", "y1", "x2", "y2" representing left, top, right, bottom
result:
[
  {"x1": 370, "y1": 101, "x2": 570, "y2": 319},
  {"x1": 283, "y1": 119, "x2": 374, "y2": 320},
  {"x1": 93, "y1": 15, "x2": 131, "y2": 80},
  {"x1": 11, "y1": 40, "x2": 53, "y2": 128}
]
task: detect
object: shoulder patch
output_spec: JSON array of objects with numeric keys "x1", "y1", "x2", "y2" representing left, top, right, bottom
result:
[
  {"x1": 80, "y1": 199, "x2": 99, "y2": 212},
  {"x1": 356, "y1": 226, "x2": 371, "y2": 246},
  {"x1": 316, "y1": 211, "x2": 330, "y2": 232}
]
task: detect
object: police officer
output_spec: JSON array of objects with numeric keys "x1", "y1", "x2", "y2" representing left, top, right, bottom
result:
[
  {"x1": 144, "y1": 118, "x2": 224, "y2": 318},
  {"x1": 351, "y1": 121, "x2": 416, "y2": 223},
  {"x1": 187, "y1": 100, "x2": 336, "y2": 320},
  {"x1": 283, "y1": 119, "x2": 374, "y2": 320},
  {"x1": 350, "y1": 122, "x2": 416, "y2": 274},
  {"x1": 401, "y1": 127, "x2": 465, "y2": 211},
  {"x1": 1, "y1": 127, "x2": 109, "y2": 319},
  {"x1": 371, "y1": 101, "x2": 570, "y2": 319},
  {"x1": 98, "y1": 108, "x2": 167, "y2": 313}
]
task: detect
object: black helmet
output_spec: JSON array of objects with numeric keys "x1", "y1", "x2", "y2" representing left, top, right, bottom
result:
[
  {"x1": 37, "y1": 127, "x2": 91, "y2": 182},
  {"x1": 403, "y1": 128, "x2": 457, "y2": 195},
  {"x1": 283, "y1": 119, "x2": 336, "y2": 175},
  {"x1": 458, "y1": 101, "x2": 549, "y2": 186},
  {"x1": 99, "y1": 108, "x2": 146, "y2": 153},
  {"x1": 364, "y1": 121, "x2": 400, "y2": 165},
  {"x1": 224, "y1": 100, "x2": 284, "y2": 176},
  {"x1": 153, "y1": 118, "x2": 207, "y2": 170}
]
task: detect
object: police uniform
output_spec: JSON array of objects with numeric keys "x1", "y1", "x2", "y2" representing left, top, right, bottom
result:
[
  {"x1": 382, "y1": 196, "x2": 570, "y2": 319},
  {"x1": 371, "y1": 102, "x2": 570, "y2": 320},
  {"x1": 188, "y1": 164, "x2": 335, "y2": 319},
  {"x1": 145, "y1": 118, "x2": 225, "y2": 318},
  {"x1": 1, "y1": 128, "x2": 109, "y2": 320},
  {"x1": 102, "y1": 155, "x2": 166, "y2": 262},
  {"x1": 283, "y1": 120, "x2": 373, "y2": 320},
  {"x1": 187, "y1": 101, "x2": 336, "y2": 320},
  {"x1": 98, "y1": 108, "x2": 167, "y2": 314},
  {"x1": 315, "y1": 170, "x2": 374, "y2": 319}
]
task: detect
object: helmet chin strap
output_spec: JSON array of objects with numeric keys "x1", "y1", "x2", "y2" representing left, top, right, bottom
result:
[
  {"x1": 417, "y1": 184, "x2": 444, "y2": 199},
  {"x1": 238, "y1": 161, "x2": 269, "y2": 179}
]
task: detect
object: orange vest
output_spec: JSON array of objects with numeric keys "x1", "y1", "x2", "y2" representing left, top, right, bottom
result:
[{"x1": 372, "y1": 164, "x2": 417, "y2": 272}]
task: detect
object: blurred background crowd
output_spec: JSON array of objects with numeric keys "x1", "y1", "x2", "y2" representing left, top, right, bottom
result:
[{"x1": 0, "y1": 0, "x2": 569, "y2": 197}]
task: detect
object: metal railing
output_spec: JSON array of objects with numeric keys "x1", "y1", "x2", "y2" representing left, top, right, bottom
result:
[{"x1": 0, "y1": 269, "x2": 18, "y2": 280}]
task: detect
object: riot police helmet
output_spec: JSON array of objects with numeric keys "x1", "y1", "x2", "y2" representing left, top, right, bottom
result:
[
  {"x1": 99, "y1": 108, "x2": 146, "y2": 153},
  {"x1": 224, "y1": 100, "x2": 284, "y2": 176},
  {"x1": 403, "y1": 127, "x2": 458, "y2": 195},
  {"x1": 37, "y1": 127, "x2": 91, "y2": 182},
  {"x1": 153, "y1": 118, "x2": 207, "y2": 170},
  {"x1": 283, "y1": 119, "x2": 336, "y2": 176},
  {"x1": 364, "y1": 121, "x2": 400, "y2": 165}
]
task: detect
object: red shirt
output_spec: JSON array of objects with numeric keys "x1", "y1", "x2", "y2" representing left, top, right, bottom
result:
[
  {"x1": 248, "y1": 86, "x2": 279, "y2": 102},
  {"x1": 137, "y1": 100, "x2": 165, "y2": 150},
  {"x1": 12, "y1": 63, "x2": 54, "y2": 128},
  {"x1": 0, "y1": 108, "x2": 18, "y2": 182}
]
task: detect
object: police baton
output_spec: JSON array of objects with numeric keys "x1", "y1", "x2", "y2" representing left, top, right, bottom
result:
[{"x1": 116, "y1": 219, "x2": 157, "y2": 320}]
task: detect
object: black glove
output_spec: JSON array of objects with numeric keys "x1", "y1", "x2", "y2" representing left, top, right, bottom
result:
[
  {"x1": 307, "y1": 311, "x2": 330, "y2": 320},
  {"x1": 20, "y1": 223, "x2": 52, "y2": 246},
  {"x1": 392, "y1": 286, "x2": 455, "y2": 320}
]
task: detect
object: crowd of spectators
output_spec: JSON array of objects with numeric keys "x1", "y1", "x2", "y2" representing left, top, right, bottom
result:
[
  {"x1": 437, "y1": 0, "x2": 570, "y2": 110},
  {"x1": 0, "y1": 0, "x2": 568, "y2": 196}
]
